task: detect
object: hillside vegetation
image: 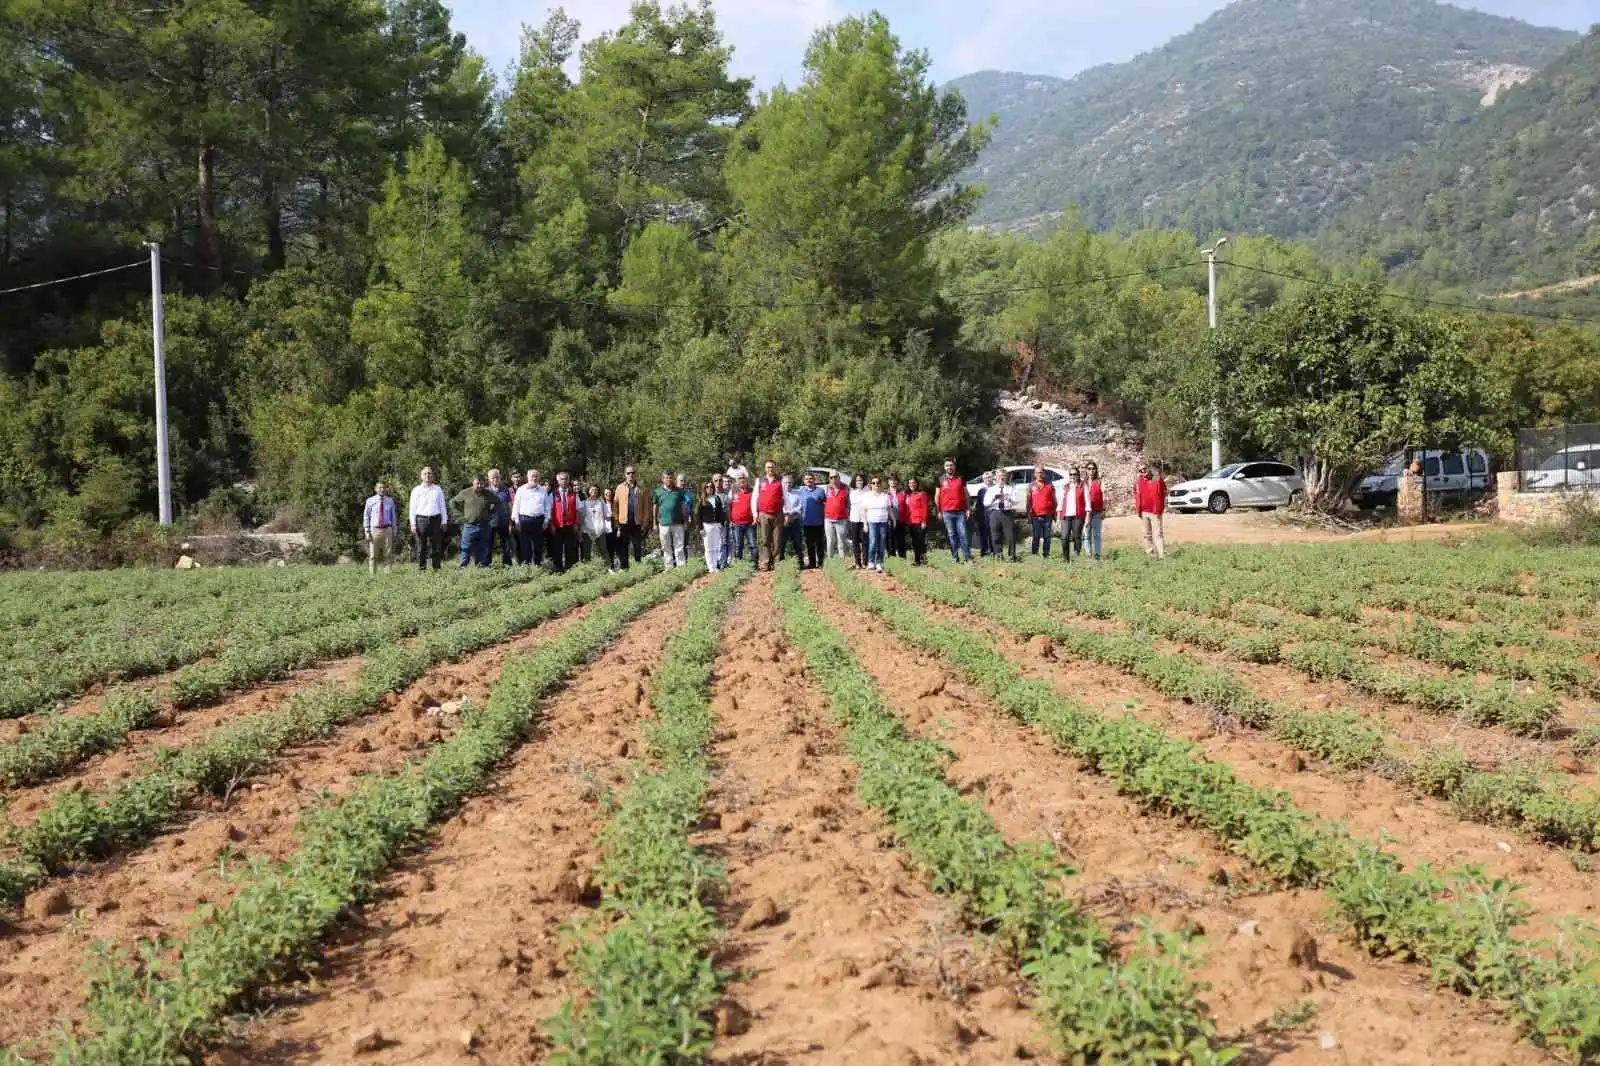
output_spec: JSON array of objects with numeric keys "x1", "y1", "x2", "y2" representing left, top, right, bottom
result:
[
  {"x1": 1321, "y1": 27, "x2": 1600, "y2": 292},
  {"x1": 951, "y1": 0, "x2": 1576, "y2": 237}
]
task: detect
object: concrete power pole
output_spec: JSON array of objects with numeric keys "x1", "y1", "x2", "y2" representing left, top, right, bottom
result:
[{"x1": 148, "y1": 243, "x2": 173, "y2": 526}]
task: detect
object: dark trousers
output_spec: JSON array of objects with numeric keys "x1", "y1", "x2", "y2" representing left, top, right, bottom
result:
[
  {"x1": 908, "y1": 526, "x2": 927, "y2": 565},
  {"x1": 849, "y1": 521, "x2": 866, "y2": 567},
  {"x1": 987, "y1": 510, "x2": 1017, "y2": 560},
  {"x1": 414, "y1": 514, "x2": 444, "y2": 570},
  {"x1": 780, "y1": 520, "x2": 803, "y2": 562},
  {"x1": 616, "y1": 522, "x2": 645, "y2": 568},
  {"x1": 975, "y1": 510, "x2": 993, "y2": 556},
  {"x1": 548, "y1": 526, "x2": 579, "y2": 572},
  {"x1": 802, "y1": 524, "x2": 824, "y2": 569},
  {"x1": 518, "y1": 516, "x2": 546, "y2": 565},
  {"x1": 1030, "y1": 517, "x2": 1053, "y2": 557},
  {"x1": 890, "y1": 524, "x2": 908, "y2": 558},
  {"x1": 489, "y1": 523, "x2": 514, "y2": 565},
  {"x1": 1063, "y1": 516, "x2": 1085, "y2": 559}
]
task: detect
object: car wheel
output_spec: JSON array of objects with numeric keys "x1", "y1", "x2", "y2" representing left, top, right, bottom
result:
[
  {"x1": 1288, "y1": 489, "x2": 1304, "y2": 508},
  {"x1": 1207, "y1": 492, "x2": 1230, "y2": 515}
]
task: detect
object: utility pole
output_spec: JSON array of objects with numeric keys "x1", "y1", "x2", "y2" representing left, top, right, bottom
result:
[
  {"x1": 148, "y1": 242, "x2": 173, "y2": 527},
  {"x1": 1202, "y1": 236, "x2": 1228, "y2": 471}
]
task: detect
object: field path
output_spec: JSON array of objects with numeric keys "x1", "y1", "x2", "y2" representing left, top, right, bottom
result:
[
  {"x1": 705, "y1": 578, "x2": 1039, "y2": 1064},
  {"x1": 877, "y1": 575, "x2": 1600, "y2": 939},
  {"x1": 0, "y1": 590, "x2": 614, "y2": 1053},
  {"x1": 201, "y1": 585, "x2": 699, "y2": 1064},
  {"x1": 804, "y1": 571, "x2": 1543, "y2": 1065}
]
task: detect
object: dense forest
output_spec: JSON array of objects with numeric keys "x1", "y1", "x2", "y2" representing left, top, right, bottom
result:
[{"x1": 0, "y1": 0, "x2": 1598, "y2": 562}]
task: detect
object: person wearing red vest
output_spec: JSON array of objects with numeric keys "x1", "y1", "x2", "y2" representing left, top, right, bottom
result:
[
  {"x1": 823, "y1": 473, "x2": 851, "y2": 559},
  {"x1": 936, "y1": 458, "x2": 972, "y2": 563},
  {"x1": 728, "y1": 475, "x2": 756, "y2": 563},
  {"x1": 1133, "y1": 460, "x2": 1167, "y2": 559},
  {"x1": 547, "y1": 470, "x2": 582, "y2": 573},
  {"x1": 1027, "y1": 467, "x2": 1057, "y2": 558},
  {"x1": 903, "y1": 476, "x2": 932, "y2": 565},
  {"x1": 1084, "y1": 461, "x2": 1106, "y2": 561},
  {"x1": 1057, "y1": 466, "x2": 1087, "y2": 561},
  {"x1": 755, "y1": 459, "x2": 785, "y2": 572}
]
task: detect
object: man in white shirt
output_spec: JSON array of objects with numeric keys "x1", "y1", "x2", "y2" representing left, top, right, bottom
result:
[
  {"x1": 725, "y1": 453, "x2": 751, "y2": 485},
  {"x1": 408, "y1": 466, "x2": 449, "y2": 571},
  {"x1": 513, "y1": 467, "x2": 550, "y2": 566},
  {"x1": 985, "y1": 470, "x2": 1018, "y2": 562}
]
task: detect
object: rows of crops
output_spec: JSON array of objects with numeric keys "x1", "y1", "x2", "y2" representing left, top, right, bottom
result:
[{"x1": 0, "y1": 536, "x2": 1596, "y2": 1064}]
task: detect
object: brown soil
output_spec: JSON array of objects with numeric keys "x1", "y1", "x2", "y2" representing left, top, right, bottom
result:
[
  {"x1": 0, "y1": 655, "x2": 368, "y2": 818},
  {"x1": 704, "y1": 579, "x2": 1041, "y2": 1064},
  {"x1": 803, "y1": 572, "x2": 1543, "y2": 1065},
  {"x1": 201, "y1": 587, "x2": 700, "y2": 1065},
  {"x1": 0, "y1": 595, "x2": 613, "y2": 1055},
  {"x1": 873, "y1": 576, "x2": 1600, "y2": 944}
]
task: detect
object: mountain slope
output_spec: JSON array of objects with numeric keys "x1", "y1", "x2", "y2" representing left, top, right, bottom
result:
[
  {"x1": 1320, "y1": 28, "x2": 1600, "y2": 292},
  {"x1": 951, "y1": 0, "x2": 1578, "y2": 237}
]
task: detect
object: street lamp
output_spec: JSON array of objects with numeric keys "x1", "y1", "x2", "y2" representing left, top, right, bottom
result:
[{"x1": 1202, "y1": 237, "x2": 1228, "y2": 471}]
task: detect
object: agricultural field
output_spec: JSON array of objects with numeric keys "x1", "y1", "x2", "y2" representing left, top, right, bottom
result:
[{"x1": 0, "y1": 535, "x2": 1598, "y2": 1065}]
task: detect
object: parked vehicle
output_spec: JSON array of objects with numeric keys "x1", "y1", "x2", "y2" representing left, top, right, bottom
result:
[
  {"x1": 803, "y1": 466, "x2": 851, "y2": 485},
  {"x1": 967, "y1": 465, "x2": 1072, "y2": 514},
  {"x1": 1521, "y1": 443, "x2": 1600, "y2": 490},
  {"x1": 1352, "y1": 448, "x2": 1491, "y2": 509},
  {"x1": 1167, "y1": 462, "x2": 1304, "y2": 514}
]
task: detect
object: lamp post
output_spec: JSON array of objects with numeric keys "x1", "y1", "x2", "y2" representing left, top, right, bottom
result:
[
  {"x1": 1202, "y1": 237, "x2": 1228, "y2": 471},
  {"x1": 148, "y1": 242, "x2": 173, "y2": 526}
]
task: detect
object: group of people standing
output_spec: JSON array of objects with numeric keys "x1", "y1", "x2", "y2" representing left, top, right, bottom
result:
[{"x1": 359, "y1": 454, "x2": 1171, "y2": 575}]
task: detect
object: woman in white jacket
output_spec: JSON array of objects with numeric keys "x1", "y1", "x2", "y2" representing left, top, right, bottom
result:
[
  {"x1": 848, "y1": 473, "x2": 869, "y2": 569},
  {"x1": 580, "y1": 484, "x2": 616, "y2": 571}
]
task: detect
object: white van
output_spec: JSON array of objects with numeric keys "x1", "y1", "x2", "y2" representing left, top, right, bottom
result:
[
  {"x1": 1352, "y1": 448, "x2": 1491, "y2": 509},
  {"x1": 1522, "y1": 443, "x2": 1600, "y2": 490}
]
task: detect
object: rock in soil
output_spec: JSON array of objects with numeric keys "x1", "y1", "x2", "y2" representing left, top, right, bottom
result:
[
  {"x1": 1279, "y1": 751, "x2": 1306, "y2": 773},
  {"x1": 715, "y1": 1002, "x2": 752, "y2": 1037},
  {"x1": 1289, "y1": 925, "x2": 1319, "y2": 969},
  {"x1": 1025, "y1": 635, "x2": 1055, "y2": 660},
  {"x1": 974, "y1": 985, "x2": 1020, "y2": 1011},
  {"x1": 350, "y1": 1025, "x2": 386, "y2": 1054},
  {"x1": 1555, "y1": 753, "x2": 1584, "y2": 774},
  {"x1": 737, "y1": 896, "x2": 782, "y2": 931},
  {"x1": 23, "y1": 887, "x2": 71, "y2": 920}
]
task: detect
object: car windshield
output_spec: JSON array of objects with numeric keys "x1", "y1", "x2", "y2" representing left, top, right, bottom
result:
[
  {"x1": 1203, "y1": 465, "x2": 1242, "y2": 479},
  {"x1": 1379, "y1": 457, "x2": 1406, "y2": 475}
]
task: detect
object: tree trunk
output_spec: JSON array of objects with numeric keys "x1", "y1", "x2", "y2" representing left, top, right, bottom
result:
[
  {"x1": 262, "y1": 53, "x2": 285, "y2": 271},
  {"x1": 197, "y1": 139, "x2": 223, "y2": 284}
]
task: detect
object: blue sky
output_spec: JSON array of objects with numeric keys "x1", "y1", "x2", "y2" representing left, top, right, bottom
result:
[{"x1": 451, "y1": 0, "x2": 1595, "y2": 90}]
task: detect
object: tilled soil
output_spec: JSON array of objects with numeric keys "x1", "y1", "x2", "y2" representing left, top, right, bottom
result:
[
  {"x1": 704, "y1": 579, "x2": 1040, "y2": 1065},
  {"x1": 202, "y1": 587, "x2": 700, "y2": 1065},
  {"x1": 803, "y1": 572, "x2": 1544, "y2": 1066},
  {"x1": 872, "y1": 575, "x2": 1600, "y2": 944},
  {"x1": 0, "y1": 596, "x2": 611, "y2": 1055}
]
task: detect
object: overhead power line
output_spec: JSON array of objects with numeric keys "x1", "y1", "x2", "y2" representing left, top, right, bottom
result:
[
  {"x1": 1218, "y1": 261, "x2": 1600, "y2": 327},
  {"x1": 0, "y1": 261, "x2": 145, "y2": 297}
]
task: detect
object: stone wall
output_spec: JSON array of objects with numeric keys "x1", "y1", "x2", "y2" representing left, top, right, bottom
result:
[{"x1": 1495, "y1": 471, "x2": 1600, "y2": 525}]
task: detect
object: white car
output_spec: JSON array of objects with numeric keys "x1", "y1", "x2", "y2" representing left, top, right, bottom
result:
[
  {"x1": 1168, "y1": 462, "x2": 1304, "y2": 514},
  {"x1": 1352, "y1": 448, "x2": 1491, "y2": 508},
  {"x1": 967, "y1": 465, "x2": 1072, "y2": 515},
  {"x1": 804, "y1": 466, "x2": 852, "y2": 486},
  {"x1": 1521, "y1": 443, "x2": 1600, "y2": 491}
]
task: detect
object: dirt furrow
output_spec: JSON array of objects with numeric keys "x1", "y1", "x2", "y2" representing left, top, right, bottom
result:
[
  {"x1": 803, "y1": 572, "x2": 1542, "y2": 1065},
  {"x1": 201, "y1": 589, "x2": 698, "y2": 1066},
  {"x1": 0, "y1": 597, "x2": 613, "y2": 1053},
  {"x1": 701, "y1": 577, "x2": 1040, "y2": 1065},
  {"x1": 875, "y1": 576, "x2": 1600, "y2": 942},
  {"x1": 0, "y1": 655, "x2": 369, "y2": 817}
]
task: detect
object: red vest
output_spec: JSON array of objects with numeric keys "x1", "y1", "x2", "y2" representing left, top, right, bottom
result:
[
  {"x1": 906, "y1": 491, "x2": 931, "y2": 525},
  {"x1": 824, "y1": 485, "x2": 851, "y2": 520},
  {"x1": 1028, "y1": 482, "x2": 1056, "y2": 517},
  {"x1": 729, "y1": 490, "x2": 754, "y2": 525},
  {"x1": 550, "y1": 490, "x2": 579, "y2": 528},
  {"x1": 756, "y1": 478, "x2": 784, "y2": 515},
  {"x1": 1133, "y1": 476, "x2": 1166, "y2": 515},
  {"x1": 1086, "y1": 481, "x2": 1105, "y2": 514},
  {"x1": 936, "y1": 476, "x2": 967, "y2": 513}
]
